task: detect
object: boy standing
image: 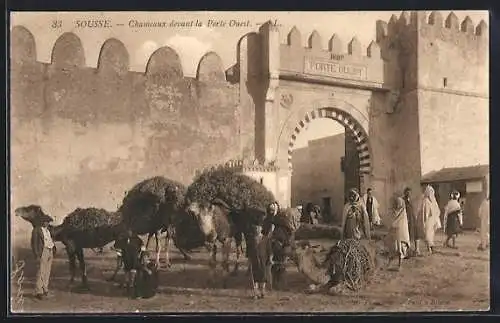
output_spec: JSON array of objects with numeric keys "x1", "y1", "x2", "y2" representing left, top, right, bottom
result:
[
  {"x1": 133, "y1": 251, "x2": 159, "y2": 299},
  {"x1": 31, "y1": 215, "x2": 56, "y2": 300},
  {"x1": 248, "y1": 224, "x2": 273, "y2": 299}
]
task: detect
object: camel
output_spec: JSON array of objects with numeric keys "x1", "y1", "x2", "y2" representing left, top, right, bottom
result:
[
  {"x1": 186, "y1": 198, "x2": 302, "y2": 290},
  {"x1": 118, "y1": 176, "x2": 193, "y2": 268},
  {"x1": 290, "y1": 238, "x2": 382, "y2": 294},
  {"x1": 185, "y1": 168, "x2": 276, "y2": 272},
  {"x1": 15, "y1": 205, "x2": 127, "y2": 290},
  {"x1": 185, "y1": 199, "x2": 258, "y2": 287}
]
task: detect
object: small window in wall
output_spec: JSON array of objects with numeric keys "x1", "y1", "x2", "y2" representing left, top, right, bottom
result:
[
  {"x1": 260, "y1": 177, "x2": 264, "y2": 185},
  {"x1": 443, "y1": 77, "x2": 448, "y2": 88}
]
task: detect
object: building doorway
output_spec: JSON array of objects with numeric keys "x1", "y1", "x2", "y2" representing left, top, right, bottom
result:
[{"x1": 290, "y1": 117, "x2": 361, "y2": 224}]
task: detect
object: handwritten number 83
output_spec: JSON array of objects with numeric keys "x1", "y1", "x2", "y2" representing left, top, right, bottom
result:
[{"x1": 52, "y1": 20, "x2": 62, "y2": 29}]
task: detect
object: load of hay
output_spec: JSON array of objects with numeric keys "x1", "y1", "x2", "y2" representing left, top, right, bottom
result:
[
  {"x1": 185, "y1": 168, "x2": 276, "y2": 211},
  {"x1": 56, "y1": 207, "x2": 125, "y2": 248},
  {"x1": 63, "y1": 208, "x2": 122, "y2": 231},
  {"x1": 325, "y1": 239, "x2": 376, "y2": 291},
  {"x1": 119, "y1": 176, "x2": 186, "y2": 232},
  {"x1": 171, "y1": 211, "x2": 207, "y2": 251}
]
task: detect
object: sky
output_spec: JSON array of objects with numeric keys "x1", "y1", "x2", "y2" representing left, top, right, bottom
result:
[{"x1": 10, "y1": 11, "x2": 489, "y2": 149}]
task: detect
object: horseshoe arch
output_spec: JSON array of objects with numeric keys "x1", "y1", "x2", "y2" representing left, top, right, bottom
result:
[{"x1": 287, "y1": 107, "x2": 372, "y2": 178}]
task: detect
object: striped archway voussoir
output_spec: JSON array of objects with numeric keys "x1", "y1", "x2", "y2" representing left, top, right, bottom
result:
[{"x1": 288, "y1": 107, "x2": 371, "y2": 175}]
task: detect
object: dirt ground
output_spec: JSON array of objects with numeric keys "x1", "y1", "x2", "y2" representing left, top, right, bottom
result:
[{"x1": 10, "y1": 230, "x2": 489, "y2": 313}]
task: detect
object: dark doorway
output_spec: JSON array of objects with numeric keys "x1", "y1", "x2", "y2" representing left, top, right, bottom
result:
[
  {"x1": 322, "y1": 196, "x2": 332, "y2": 223},
  {"x1": 344, "y1": 128, "x2": 360, "y2": 194}
]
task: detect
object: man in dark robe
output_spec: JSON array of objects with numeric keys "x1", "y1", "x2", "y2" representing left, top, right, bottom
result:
[
  {"x1": 365, "y1": 190, "x2": 374, "y2": 223},
  {"x1": 403, "y1": 187, "x2": 416, "y2": 257}
]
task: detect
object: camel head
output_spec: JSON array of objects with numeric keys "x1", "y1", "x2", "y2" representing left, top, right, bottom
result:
[
  {"x1": 15, "y1": 205, "x2": 54, "y2": 227},
  {"x1": 290, "y1": 240, "x2": 330, "y2": 286},
  {"x1": 111, "y1": 221, "x2": 130, "y2": 241},
  {"x1": 185, "y1": 201, "x2": 219, "y2": 237}
]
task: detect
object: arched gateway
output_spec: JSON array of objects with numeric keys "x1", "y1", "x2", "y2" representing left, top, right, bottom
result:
[
  {"x1": 287, "y1": 107, "x2": 371, "y2": 175},
  {"x1": 230, "y1": 21, "x2": 387, "y2": 207}
]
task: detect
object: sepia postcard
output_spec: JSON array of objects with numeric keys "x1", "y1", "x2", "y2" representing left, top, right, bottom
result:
[{"x1": 9, "y1": 10, "x2": 490, "y2": 313}]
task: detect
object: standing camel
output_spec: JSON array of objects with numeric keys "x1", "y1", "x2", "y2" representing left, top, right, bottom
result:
[
  {"x1": 185, "y1": 167, "x2": 281, "y2": 287},
  {"x1": 118, "y1": 176, "x2": 194, "y2": 268},
  {"x1": 186, "y1": 199, "x2": 267, "y2": 287},
  {"x1": 15, "y1": 205, "x2": 127, "y2": 290}
]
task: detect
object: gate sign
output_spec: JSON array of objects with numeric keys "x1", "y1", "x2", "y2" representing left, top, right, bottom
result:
[{"x1": 304, "y1": 57, "x2": 367, "y2": 80}]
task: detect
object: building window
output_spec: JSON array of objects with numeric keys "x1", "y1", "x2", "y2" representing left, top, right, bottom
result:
[
  {"x1": 260, "y1": 177, "x2": 264, "y2": 185},
  {"x1": 443, "y1": 77, "x2": 448, "y2": 88}
]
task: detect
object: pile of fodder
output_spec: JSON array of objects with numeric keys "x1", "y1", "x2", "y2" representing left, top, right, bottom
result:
[
  {"x1": 119, "y1": 176, "x2": 187, "y2": 232},
  {"x1": 62, "y1": 208, "x2": 122, "y2": 232},
  {"x1": 185, "y1": 168, "x2": 275, "y2": 211},
  {"x1": 295, "y1": 224, "x2": 342, "y2": 240},
  {"x1": 171, "y1": 211, "x2": 207, "y2": 251},
  {"x1": 324, "y1": 239, "x2": 376, "y2": 291}
]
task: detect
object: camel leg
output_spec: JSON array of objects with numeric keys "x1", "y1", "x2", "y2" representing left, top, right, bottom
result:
[
  {"x1": 232, "y1": 233, "x2": 243, "y2": 276},
  {"x1": 75, "y1": 248, "x2": 89, "y2": 290},
  {"x1": 145, "y1": 233, "x2": 153, "y2": 250},
  {"x1": 207, "y1": 242, "x2": 217, "y2": 287},
  {"x1": 221, "y1": 239, "x2": 231, "y2": 272},
  {"x1": 65, "y1": 242, "x2": 77, "y2": 287},
  {"x1": 243, "y1": 235, "x2": 252, "y2": 277},
  {"x1": 221, "y1": 238, "x2": 232, "y2": 288},
  {"x1": 164, "y1": 231, "x2": 173, "y2": 268},
  {"x1": 155, "y1": 232, "x2": 162, "y2": 268},
  {"x1": 231, "y1": 243, "x2": 242, "y2": 276}
]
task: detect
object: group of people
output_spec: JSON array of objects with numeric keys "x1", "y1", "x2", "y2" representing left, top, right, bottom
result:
[
  {"x1": 340, "y1": 187, "x2": 383, "y2": 241},
  {"x1": 298, "y1": 203, "x2": 321, "y2": 224},
  {"x1": 27, "y1": 183, "x2": 490, "y2": 300},
  {"x1": 339, "y1": 184, "x2": 491, "y2": 270},
  {"x1": 30, "y1": 217, "x2": 159, "y2": 301},
  {"x1": 298, "y1": 188, "x2": 382, "y2": 226}
]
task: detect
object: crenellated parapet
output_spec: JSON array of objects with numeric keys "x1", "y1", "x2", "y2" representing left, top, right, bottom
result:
[
  {"x1": 279, "y1": 26, "x2": 384, "y2": 86},
  {"x1": 10, "y1": 25, "x2": 238, "y2": 125},
  {"x1": 11, "y1": 24, "x2": 244, "y2": 188},
  {"x1": 374, "y1": 11, "x2": 488, "y2": 95},
  {"x1": 284, "y1": 27, "x2": 381, "y2": 59},
  {"x1": 376, "y1": 11, "x2": 488, "y2": 55},
  {"x1": 11, "y1": 25, "x2": 230, "y2": 84}
]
